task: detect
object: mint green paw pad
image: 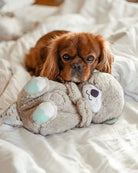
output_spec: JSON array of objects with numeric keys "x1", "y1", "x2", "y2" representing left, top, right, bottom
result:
[
  {"x1": 24, "y1": 77, "x2": 46, "y2": 94},
  {"x1": 33, "y1": 102, "x2": 57, "y2": 124},
  {"x1": 104, "y1": 118, "x2": 117, "y2": 125}
]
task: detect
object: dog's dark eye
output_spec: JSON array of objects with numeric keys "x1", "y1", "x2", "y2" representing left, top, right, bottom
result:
[
  {"x1": 62, "y1": 54, "x2": 70, "y2": 61},
  {"x1": 86, "y1": 55, "x2": 94, "y2": 63}
]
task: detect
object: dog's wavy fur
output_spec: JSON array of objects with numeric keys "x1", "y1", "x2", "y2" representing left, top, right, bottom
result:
[{"x1": 25, "y1": 30, "x2": 114, "y2": 83}]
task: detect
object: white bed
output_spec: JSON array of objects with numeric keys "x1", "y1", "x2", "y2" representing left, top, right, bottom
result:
[{"x1": 0, "y1": 0, "x2": 138, "y2": 172}]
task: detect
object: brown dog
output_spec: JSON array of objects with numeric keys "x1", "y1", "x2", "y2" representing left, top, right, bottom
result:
[{"x1": 25, "y1": 30, "x2": 114, "y2": 83}]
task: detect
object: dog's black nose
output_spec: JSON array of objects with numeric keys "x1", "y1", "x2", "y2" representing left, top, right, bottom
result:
[
  {"x1": 71, "y1": 63, "x2": 82, "y2": 71},
  {"x1": 91, "y1": 89, "x2": 99, "y2": 97}
]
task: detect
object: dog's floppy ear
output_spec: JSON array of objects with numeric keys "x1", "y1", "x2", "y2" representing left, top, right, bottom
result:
[
  {"x1": 96, "y1": 35, "x2": 114, "y2": 74},
  {"x1": 25, "y1": 30, "x2": 69, "y2": 77},
  {"x1": 25, "y1": 47, "x2": 43, "y2": 76},
  {"x1": 40, "y1": 39, "x2": 60, "y2": 80}
]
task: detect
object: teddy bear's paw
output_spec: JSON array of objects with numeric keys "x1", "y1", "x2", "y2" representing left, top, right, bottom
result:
[
  {"x1": 104, "y1": 118, "x2": 117, "y2": 125},
  {"x1": 24, "y1": 77, "x2": 49, "y2": 95},
  {"x1": 32, "y1": 102, "x2": 57, "y2": 124}
]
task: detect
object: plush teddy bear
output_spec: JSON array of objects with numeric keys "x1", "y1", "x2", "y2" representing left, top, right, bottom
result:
[{"x1": 0, "y1": 72, "x2": 124, "y2": 136}]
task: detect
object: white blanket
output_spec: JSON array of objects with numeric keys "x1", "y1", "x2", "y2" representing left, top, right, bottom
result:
[{"x1": 0, "y1": 0, "x2": 138, "y2": 172}]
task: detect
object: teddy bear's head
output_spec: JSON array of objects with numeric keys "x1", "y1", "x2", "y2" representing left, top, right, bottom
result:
[{"x1": 83, "y1": 72, "x2": 124, "y2": 123}]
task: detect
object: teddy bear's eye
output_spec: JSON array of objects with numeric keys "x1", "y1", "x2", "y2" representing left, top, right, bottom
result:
[
  {"x1": 62, "y1": 54, "x2": 70, "y2": 61},
  {"x1": 91, "y1": 89, "x2": 99, "y2": 97},
  {"x1": 86, "y1": 55, "x2": 94, "y2": 63}
]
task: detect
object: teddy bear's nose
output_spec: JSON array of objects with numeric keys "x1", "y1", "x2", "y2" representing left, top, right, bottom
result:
[{"x1": 91, "y1": 89, "x2": 99, "y2": 97}]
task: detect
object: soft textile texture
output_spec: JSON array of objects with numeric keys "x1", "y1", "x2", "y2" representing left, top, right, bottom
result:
[
  {"x1": 0, "y1": 0, "x2": 34, "y2": 12},
  {"x1": 0, "y1": 0, "x2": 138, "y2": 172},
  {"x1": 0, "y1": 72, "x2": 124, "y2": 135}
]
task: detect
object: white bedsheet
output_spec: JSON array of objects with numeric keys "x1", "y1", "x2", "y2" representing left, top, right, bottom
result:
[{"x1": 0, "y1": 0, "x2": 138, "y2": 172}]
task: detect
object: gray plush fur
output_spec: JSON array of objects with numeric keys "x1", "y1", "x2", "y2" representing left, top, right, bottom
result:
[{"x1": 15, "y1": 72, "x2": 124, "y2": 136}]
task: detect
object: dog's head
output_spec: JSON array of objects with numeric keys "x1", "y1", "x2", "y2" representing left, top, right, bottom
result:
[{"x1": 40, "y1": 32, "x2": 114, "y2": 83}]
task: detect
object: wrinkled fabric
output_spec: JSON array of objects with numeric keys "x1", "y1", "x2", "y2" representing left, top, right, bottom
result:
[{"x1": 0, "y1": 0, "x2": 138, "y2": 173}]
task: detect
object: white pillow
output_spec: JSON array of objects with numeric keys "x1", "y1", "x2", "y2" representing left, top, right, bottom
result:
[{"x1": 0, "y1": 0, "x2": 34, "y2": 12}]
